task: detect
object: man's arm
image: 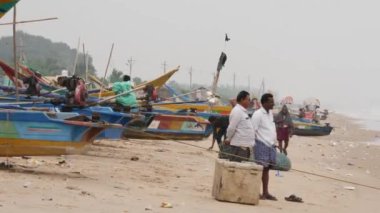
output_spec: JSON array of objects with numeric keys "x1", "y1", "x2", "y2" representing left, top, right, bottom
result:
[
  {"x1": 251, "y1": 112, "x2": 261, "y2": 138},
  {"x1": 208, "y1": 128, "x2": 217, "y2": 150},
  {"x1": 225, "y1": 110, "x2": 240, "y2": 144}
]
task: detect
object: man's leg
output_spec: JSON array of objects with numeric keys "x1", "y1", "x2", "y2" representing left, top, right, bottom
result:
[
  {"x1": 262, "y1": 167, "x2": 270, "y2": 196},
  {"x1": 278, "y1": 140, "x2": 283, "y2": 153},
  {"x1": 262, "y1": 167, "x2": 277, "y2": 200},
  {"x1": 284, "y1": 139, "x2": 289, "y2": 156}
]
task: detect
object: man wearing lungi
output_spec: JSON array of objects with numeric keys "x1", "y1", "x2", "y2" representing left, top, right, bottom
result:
[{"x1": 252, "y1": 93, "x2": 277, "y2": 201}]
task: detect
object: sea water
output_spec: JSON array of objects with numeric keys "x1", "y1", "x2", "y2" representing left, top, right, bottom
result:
[{"x1": 337, "y1": 107, "x2": 380, "y2": 145}]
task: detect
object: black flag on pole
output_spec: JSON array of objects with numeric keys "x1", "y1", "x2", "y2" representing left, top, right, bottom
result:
[
  {"x1": 225, "y1": 33, "x2": 230, "y2": 42},
  {"x1": 217, "y1": 52, "x2": 227, "y2": 72}
]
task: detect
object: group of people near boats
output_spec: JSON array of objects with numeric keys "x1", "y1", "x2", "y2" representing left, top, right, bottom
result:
[
  {"x1": 22, "y1": 71, "x2": 144, "y2": 111},
  {"x1": 209, "y1": 91, "x2": 294, "y2": 201}
]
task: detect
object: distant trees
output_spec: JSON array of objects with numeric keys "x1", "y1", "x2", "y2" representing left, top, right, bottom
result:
[
  {"x1": 0, "y1": 31, "x2": 96, "y2": 77},
  {"x1": 133, "y1": 77, "x2": 142, "y2": 85},
  {"x1": 108, "y1": 69, "x2": 124, "y2": 83}
]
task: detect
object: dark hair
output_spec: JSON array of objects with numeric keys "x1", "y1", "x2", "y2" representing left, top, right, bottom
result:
[
  {"x1": 236, "y1": 90, "x2": 250, "y2": 103},
  {"x1": 123, "y1": 75, "x2": 131, "y2": 82},
  {"x1": 261, "y1": 93, "x2": 273, "y2": 104}
]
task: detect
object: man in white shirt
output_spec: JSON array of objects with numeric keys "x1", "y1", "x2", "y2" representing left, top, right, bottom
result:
[
  {"x1": 252, "y1": 93, "x2": 277, "y2": 201},
  {"x1": 224, "y1": 91, "x2": 255, "y2": 162}
]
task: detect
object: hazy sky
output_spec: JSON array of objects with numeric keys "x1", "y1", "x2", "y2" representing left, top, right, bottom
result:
[{"x1": 1, "y1": 0, "x2": 379, "y2": 112}]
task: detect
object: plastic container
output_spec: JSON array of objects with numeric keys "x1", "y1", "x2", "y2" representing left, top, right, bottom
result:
[{"x1": 212, "y1": 159, "x2": 263, "y2": 205}]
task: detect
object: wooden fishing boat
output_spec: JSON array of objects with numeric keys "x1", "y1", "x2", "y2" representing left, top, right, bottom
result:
[
  {"x1": 153, "y1": 106, "x2": 222, "y2": 120},
  {"x1": 90, "y1": 67, "x2": 180, "y2": 98},
  {"x1": 61, "y1": 106, "x2": 137, "y2": 139},
  {"x1": 293, "y1": 121, "x2": 333, "y2": 136},
  {"x1": 124, "y1": 114, "x2": 213, "y2": 141},
  {"x1": 156, "y1": 103, "x2": 232, "y2": 115},
  {"x1": 0, "y1": 110, "x2": 122, "y2": 156},
  {"x1": 0, "y1": 103, "x2": 137, "y2": 139},
  {"x1": 0, "y1": 60, "x2": 61, "y2": 95}
]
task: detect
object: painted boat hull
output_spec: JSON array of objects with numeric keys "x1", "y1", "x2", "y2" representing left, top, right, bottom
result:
[
  {"x1": 124, "y1": 114, "x2": 213, "y2": 141},
  {"x1": 293, "y1": 123, "x2": 333, "y2": 136},
  {"x1": 124, "y1": 128, "x2": 206, "y2": 141},
  {"x1": 0, "y1": 137, "x2": 90, "y2": 156},
  {"x1": 0, "y1": 110, "x2": 120, "y2": 156},
  {"x1": 70, "y1": 106, "x2": 134, "y2": 139},
  {"x1": 157, "y1": 104, "x2": 231, "y2": 115},
  {"x1": 2, "y1": 103, "x2": 133, "y2": 139}
]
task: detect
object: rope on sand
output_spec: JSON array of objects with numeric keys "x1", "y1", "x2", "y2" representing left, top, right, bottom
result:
[{"x1": 122, "y1": 127, "x2": 380, "y2": 191}]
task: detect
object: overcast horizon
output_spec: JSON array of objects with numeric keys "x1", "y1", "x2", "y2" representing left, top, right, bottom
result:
[{"x1": 1, "y1": 0, "x2": 380, "y2": 115}]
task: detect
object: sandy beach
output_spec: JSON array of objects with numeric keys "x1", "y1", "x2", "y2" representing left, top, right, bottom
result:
[{"x1": 0, "y1": 113, "x2": 379, "y2": 213}]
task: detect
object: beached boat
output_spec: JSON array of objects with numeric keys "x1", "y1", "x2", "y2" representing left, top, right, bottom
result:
[
  {"x1": 156, "y1": 103, "x2": 232, "y2": 115},
  {"x1": 293, "y1": 121, "x2": 333, "y2": 136},
  {"x1": 61, "y1": 106, "x2": 137, "y2": 139},
  {"x1": 90, "y1": 67, "x2": 180, "y2": 98},
  {"x1": 124, "y1": 114, "x2": 213, "y2": 141},
  {"x1": 0, "y1": 103, "x2": 137, "y2": 139},
  {"x1": 0, "y1": 110, "x2": 122, "y2": 156}
]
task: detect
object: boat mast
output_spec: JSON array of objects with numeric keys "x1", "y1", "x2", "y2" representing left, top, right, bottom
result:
[
  {"x1": 98, "y1": 43, "x2": 114, "y2": 99},
  {"x1": 12, "y1": 6, "x2": 18, "y2": 101}
]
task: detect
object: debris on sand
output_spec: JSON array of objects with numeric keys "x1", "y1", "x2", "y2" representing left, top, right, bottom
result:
[
  {"x1": 131, "y1": 156, "x2": 139, "y2": 161},
  {"x1": 66, "y1": 186, "x2": 80, "y2": 191},
  {"x1": 23, "y1": 182, "x2": 32, "y2": 188},
  {"x1": 161, "y1": 202, "x2": 173, "y2": 208},
  {"x1": 57, "y1": 160, "x2": 66, "y2": 165},
  {"x1": 80, "y1": 191, "x2": 93, "y2": 196},
  {"x1": 344, "y1": 186, "x2": 356, "y2": 191}
]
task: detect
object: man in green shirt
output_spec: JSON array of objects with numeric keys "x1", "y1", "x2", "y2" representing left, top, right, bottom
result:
[{"x1": 112, "y1": 75, "x2": 137, "y2": 110}]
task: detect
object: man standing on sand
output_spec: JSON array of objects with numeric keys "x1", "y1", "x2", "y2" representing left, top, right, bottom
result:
[
  {"x1": 252, "y1": 93, "x2": 277, "y2": 201},
  {"x1": 275, "y1": 105, "x2": 294, "y2": 155},
  {"x1": 224, "y1": 91, "x2": 255, "y2": 162}
]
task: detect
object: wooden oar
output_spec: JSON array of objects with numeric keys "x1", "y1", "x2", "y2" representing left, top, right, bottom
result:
[
  {"x1": 152, "y1": 100, "x2": 208, "y2": 106},
  {"x1": 41, "y1": 82, "x2": 92, "y2": 96}
]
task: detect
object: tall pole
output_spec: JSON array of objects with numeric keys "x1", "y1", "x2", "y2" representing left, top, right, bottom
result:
[
  {"x1": 82, "y1": 43, "x2": 88, "y2": 81},
  {"x1": 189, "y1": 66, "x2": 193, "y2": 89},
  {"x1": 233, "y1": 72, "x2": 236, "y2": 91},
  {"x1": 99, "y1": 43, "x2": 114, "y2": 99},
  {"x1": 162, "y1": 61, "x2": 167, "y2": 74},
  {"x1": 13, "y1": 6, "x2": 18, "y2": 101},
  {"x1": 127, "y1": 57, "x2": 135, "y2": 78},
  {"x1": 72, "y1": 37, "x2": 80, "y2": 75}
]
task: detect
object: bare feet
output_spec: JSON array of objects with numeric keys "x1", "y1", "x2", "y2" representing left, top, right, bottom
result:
[{"x1": 260, "y1": 194, "x2": 278, "y2": 201}]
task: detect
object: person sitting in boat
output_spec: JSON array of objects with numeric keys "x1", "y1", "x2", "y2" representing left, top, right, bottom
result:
[
  {"x1": 57, "y1": 75, "x2": 88, "y2": 106},
  {"x1": 138, "y1": 84, "x2": 157, "y2": 112},
  {"x1": 23, "y1": 72, "x2": 42, "y2": 97},
  {"x1": 112, "y1": 75, "x2": 137, "y2": 112},
  {"x1": 274, "y1": 105, "x2": 294, "y2": 155},
  {"x1": 298, "y1": 108, "x2": 305, "y2": 119}
]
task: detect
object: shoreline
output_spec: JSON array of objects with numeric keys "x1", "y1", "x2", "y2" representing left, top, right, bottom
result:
[
  {"x1": 334, "y1": 111, "x2": 380, "y2": 132},
  {"x1": 0, "y1": 113, "x2": 379, "y2": 213}
]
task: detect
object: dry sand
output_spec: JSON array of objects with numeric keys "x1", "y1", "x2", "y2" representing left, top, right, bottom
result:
[{"x1": 0, "y1": 113, "x2": 379, "y2": 213}]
